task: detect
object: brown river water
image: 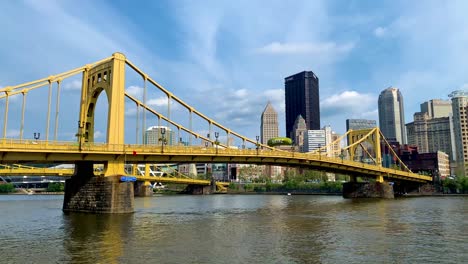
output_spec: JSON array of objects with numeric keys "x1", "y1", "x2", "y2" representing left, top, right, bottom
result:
[{"x1": 0, "y1": 194, "x2": 467, "y2": 263}]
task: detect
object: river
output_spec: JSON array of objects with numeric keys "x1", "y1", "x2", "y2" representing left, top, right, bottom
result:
[{"x1": 0, "y1": 194, "x2": 467, "y2": 263}]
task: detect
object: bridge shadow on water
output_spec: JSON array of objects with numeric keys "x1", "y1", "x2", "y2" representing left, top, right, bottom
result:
[{"x1": 61, "y1": 212, "x2": 134, "y2": 263}]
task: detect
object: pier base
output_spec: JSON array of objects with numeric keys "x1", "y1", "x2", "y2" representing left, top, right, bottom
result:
[
  {"x1": 343, "y1": 182, "x2": 394, "y2": 199},
  {"x1": 184, "y1": 184, "x2": 213, "y2": 194},
  {"x1": 134, "y1": 181, "x2": 153, "y2": 197},
  {"x1": 63, "y1": 174, "x2": 134, "y2": 213}
]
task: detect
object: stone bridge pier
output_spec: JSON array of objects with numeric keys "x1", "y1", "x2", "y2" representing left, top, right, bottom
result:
[{"x1": 63, "y1": 161, "x2": 134, "y2": 213}]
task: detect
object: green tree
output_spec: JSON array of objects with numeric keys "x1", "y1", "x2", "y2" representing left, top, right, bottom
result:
[
  {"x1": 0, "y1": 183, "x2": 15, "y2": 193},
  {"x1": 47, "y1": 182, "x2": 65, "y2": 192}
]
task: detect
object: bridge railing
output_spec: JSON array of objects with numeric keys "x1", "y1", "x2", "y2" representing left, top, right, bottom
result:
[{"x1": 0, "y1": 139, "x2": 431, "y2": 181}]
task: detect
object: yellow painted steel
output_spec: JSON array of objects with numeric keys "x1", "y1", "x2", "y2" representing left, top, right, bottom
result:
[
  {"x1": 0, "y1": 140, "x2": 432, "y2": 183},
  {"x1": 78, "y1": 53, "x2": 127, "y2": 176},
  {"x1": 0, "y1": 53, "x2": 433, "y2": 185}
]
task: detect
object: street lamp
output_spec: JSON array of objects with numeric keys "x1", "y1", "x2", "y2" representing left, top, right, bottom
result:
[
  {"x1": 160, "y1": 127, "x2": 166, "y2": 153},
  {"x1": 214, "y1": 132, "x2": 219, "y2": 155},
  {"x1": 340, "y1": 149, "x2": 345, "y2": 163},
  {"x1": 318, "y1": 143, "x2": 322, "y2": 159},
  {"x1": 33, "y1": 132, "x2": 40, "y2": 140},
  {"x1": 77, "y1": 121, "x2": 85, "y2": 150},
  {"x1": 256, "y1": 135, "x2": 260, "y2": 155}
]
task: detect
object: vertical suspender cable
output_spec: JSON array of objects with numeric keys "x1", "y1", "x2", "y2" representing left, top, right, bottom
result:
[
  {"x1": 3, "y1": 92, "x2": 9, "y2": 139},
  {"x1": 136, "y1": 103, "x2": 140, "y2": 144},
  {"x1": 167, "y1": 95, "x2": 171, "y2": 130},
  {"x1": 143, "y1": 76, "x2": 147, "y2": 144},
  {"x1": 177, "y1": 127, "x2": 180, "y2": 146},
  {"x1": 54, "y1": 80, "x2": 61, "y2": 142},
  {"x1": 20, "y1": 91, "x2": 27, "y2": 140},
  {"x1": 46, "y1": 81, "x2": 52, "y2": 141},
  {"x1": 209, "y1": 122, "x2": 212, "y2": 145},
  {"x1": 189, "y1": 110, "x2": 193, "y2": 145}
]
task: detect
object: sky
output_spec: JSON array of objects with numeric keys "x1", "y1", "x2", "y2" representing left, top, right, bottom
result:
[{"x1": 1, "y1": 0, "x2": 468, "y2": 145}]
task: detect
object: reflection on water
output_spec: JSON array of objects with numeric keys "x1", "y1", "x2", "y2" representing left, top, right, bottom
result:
[
  {"x1": 62, "y1": 213, "x2": 134, "y2": 263},
  {"x1": 0, "y1": 195, "x2": 467, "y2": 263}
]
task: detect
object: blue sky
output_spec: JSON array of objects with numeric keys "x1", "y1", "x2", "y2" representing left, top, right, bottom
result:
[{"x1": 1, "y1": 0, "x2": 468, "y2": 144}]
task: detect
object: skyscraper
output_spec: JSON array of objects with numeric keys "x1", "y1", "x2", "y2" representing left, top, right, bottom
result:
[
  {"x1": 378, "y1": 87, "x2": 406, "y2": 144},
  {"x1": 260, "y1": 102, "x2": 279, "y2": 145},
  {"x1": 285, "y1": 71, "x2": 320, "y2": 139},
  {"x1": 144, "y1": 126, "x2": 176, "y2": 145},
  {"x1": 449, "y1": 90, "x2": 468, "y2": 175},
  {"x1": 420, "y1": 99, "x2": 452, "y2": 118},
  {"x1": 291, "y1": 115, "x2": 307, "y2": 151},
  {"x1": 346, "y1": 119, "x2": 377, "y2": 131},
  {"x1": 406, "y1": 99, "x2": 454, "y2": 160},
  {"x1": 303, "y1": 130, "x2": 326, "y2": 153}
]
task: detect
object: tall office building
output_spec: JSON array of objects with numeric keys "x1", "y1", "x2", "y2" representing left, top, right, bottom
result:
[
  {"x1": 285, "y1": 71, "x2": 320, "y2": 139},
  {"x1": 260, "y1": 102, "x2": 279, "y2": 145},
  {"x1": 406, "y1": 99, "x2": 454, "y2": 160},
  {"x1": 378, "y1": 87, "x2": 406, "y2": 144},
  {"x1": 449, "y1": 90, "x2": 468, "y2": 175},
  {"x1": 346, "y1": 119, "x2": 377, "y2": 131},
  {"x1": 144, "y1": 126, "x2": 176, "y2": 145},
  {"x1": 420, "y1": 99, "x2": 452, "y2": 118},
  {"x1": 330, "y1": 132, "x2": 343, "y2": 158},
  {"x1": 291, "y1": 115, "x2": 307, "y2": 152},
  {"x1": 303, "y1": 130, "x2": 326, "y2": 153}
]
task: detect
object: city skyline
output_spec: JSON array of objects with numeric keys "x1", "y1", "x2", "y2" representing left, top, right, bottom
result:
[{"x1": 1, "y1": 1, "x2": 468, "y2": 142}]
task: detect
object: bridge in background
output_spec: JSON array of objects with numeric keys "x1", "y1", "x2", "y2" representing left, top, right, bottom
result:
[{"x1": 0, "y1": 53, "x2": 432, "y2": 213}]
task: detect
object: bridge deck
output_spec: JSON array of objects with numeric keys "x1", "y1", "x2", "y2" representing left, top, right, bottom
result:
[{"x1": 0, "y1": 140, "x2": 432, "y2": 183}]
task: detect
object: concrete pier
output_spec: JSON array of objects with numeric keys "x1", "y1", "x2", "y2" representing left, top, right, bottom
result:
[
  {"x1": 63, "y1": 162, "x2": 134, "y2": 213},
  {"x1": 343, "y1": 182, "x2": 394, "y2": 199},
  {"x1": 134, "y1": 181, "x2": 153, "y2": 197},
  {"x1": 184, "y1": 184, "x2": 213, "y2": 194}
]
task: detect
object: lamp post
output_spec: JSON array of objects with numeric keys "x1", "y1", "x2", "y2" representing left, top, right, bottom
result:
[
  {"x1": 77, "y1": 121, "x2": 85, "y2": 150},
  {"x1": 256, "y1": 135, "x2": 260, "y2": 155},
  {"x1": 33, "y1": 132, "x2": 40, "y2": 140},
  {"x1": 214, "y1": 132, "x2": 219, "y2": 155},
  {"x1": 340, "y1": 149, "x2": 345, "y2": 163},
  {"x1": 318, "y1": 143, "x2": 322, "y2": 159},
  {"x1": 160, "y1": 127, "x2": 166, "y2": 153}
]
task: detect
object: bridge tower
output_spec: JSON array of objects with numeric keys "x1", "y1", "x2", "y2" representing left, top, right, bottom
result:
[
  {"x1": 63, "y1": 53, "x2": 135, "y2": 213},
  {"x1": 343, "y1": 128, "x2": 394, "y2": 198},
  {"x1": 78, "y1": 52, "x2": 126, "y2": 175}
]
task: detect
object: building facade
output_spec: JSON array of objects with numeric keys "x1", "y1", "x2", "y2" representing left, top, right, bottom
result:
[
  {"x1": 260, "y1": 102, "x2": 279, "y2": 145},
  {"x1": 285, "y1": 71, "x2": 320, "y2": 139},
  {"x1": 346, "y1": 119, "x2": 377, "y2": 131},
  {"x1": 378, "y1": 87, "x2": 406, "y2": 144},
  {"x1": 303, "y1": 130, "x2": 326, "y2": 153},
  {"x1": 450, "y1": 90, "x2": 468, "y2": 175},
  {"x1": 144, "y1": 126, "x2": 176, "y2": 145},
  {"x1": 291, "y1": 115, "x2": 307, "y2": 151},
  {"x1": 406, "y1": 112, "x2": 454, "y2": 159},
  {"x1": 420, "y1": 99, "x2": 452, "y2": 118}
]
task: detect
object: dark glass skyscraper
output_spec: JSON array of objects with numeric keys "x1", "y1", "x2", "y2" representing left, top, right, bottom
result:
[{"x1": 285, "y1": 71, "x2": 320, "y2": 138}]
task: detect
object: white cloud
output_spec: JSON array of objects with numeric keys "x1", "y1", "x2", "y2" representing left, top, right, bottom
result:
[
  {"x1": 321, "y1": 91, "x2": 376, "y2": 119},
  {"x1": 64, "y1": 80, "x2": 82, "y2": 91},
  {"x1": 211, "y1": 88, "x2": 284, "y2": 128},
  {"x1": 147, "y1": 97, "x2": 168, "y2": 107},
  {"x1": 256, "y1": 41, "x2": 354, "y2": 55},
  {"x1": 126, "y1": 85, "x2": 143, "y2": 98},
  {"x1": 94, "y1": 130, "x2": 103, "y2": 139},
  {"x1": 147, "y1": 97, "x2": 179, "y2": 110},
  {"x1": 6, "y1": 129, "x2": 20, "y2": 137},
  {"x1": 374, "y1": 27, "x2": 387, "y2": 38},
  {"x1": 460, "y1": 83, "x2": 468, "y2": 90}
]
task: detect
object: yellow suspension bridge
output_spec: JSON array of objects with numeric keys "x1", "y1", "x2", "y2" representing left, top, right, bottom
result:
[{"x1": 0, "y1": 52, "x2": 432, "y2": 213}]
